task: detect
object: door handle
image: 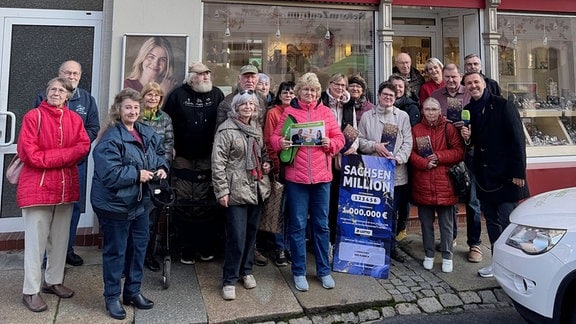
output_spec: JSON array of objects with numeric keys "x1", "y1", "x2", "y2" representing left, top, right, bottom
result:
[{"x1": 0, "y1": 111, "x2": 16, "y2": 146}]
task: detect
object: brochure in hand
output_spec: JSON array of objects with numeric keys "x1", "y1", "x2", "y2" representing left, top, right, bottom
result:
[
  {"x1": 415, "y1": 135, "x2": 433, "y2": 158},
  {"x1": 341, "y1": 124, "x2": 359, "y2": 152}
]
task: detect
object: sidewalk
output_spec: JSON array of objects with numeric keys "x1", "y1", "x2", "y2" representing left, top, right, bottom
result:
[{"x1": 0, "y1": 225, "x2": 515, "y2": 323}]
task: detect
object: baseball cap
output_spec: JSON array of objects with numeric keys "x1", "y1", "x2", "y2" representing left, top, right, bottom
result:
[
  {"x1": 239, "y1": 65, "x2": 258, "y2": 75},
  {"x1": 188, "y1": 62, "x2": 211, "y2": 73}
]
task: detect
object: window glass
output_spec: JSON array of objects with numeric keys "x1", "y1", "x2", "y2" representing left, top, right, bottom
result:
[
  {"x1": 203, "y1": 3, "x2": 375, "y2": 95},
  {"x1": 497, "y1": 14, "x2": 576, "y2": 155}
]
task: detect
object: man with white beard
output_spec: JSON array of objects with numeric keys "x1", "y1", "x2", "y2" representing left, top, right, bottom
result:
[{"x1": 162, "y1": 62, "x2": 225, "y2": 265}]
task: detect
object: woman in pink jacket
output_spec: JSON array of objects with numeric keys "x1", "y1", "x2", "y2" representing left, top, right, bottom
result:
[
  {"x1": 17, "y1": 77, "x2": 90, "y2": 312},
  {"x1": 270, "y1": 73, "x2": 344, "y2": 292}
]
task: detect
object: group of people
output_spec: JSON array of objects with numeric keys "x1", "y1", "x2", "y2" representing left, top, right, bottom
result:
[{"x1": 15, "y1": 49, "x2": 528, "y2": 318}]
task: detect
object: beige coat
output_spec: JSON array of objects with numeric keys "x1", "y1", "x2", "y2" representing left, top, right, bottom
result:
[{"x1": 212, "y1": 118, "x2": 271, "y2": 205}]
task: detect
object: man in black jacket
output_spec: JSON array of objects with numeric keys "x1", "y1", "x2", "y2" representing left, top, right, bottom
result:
[
  {"x1": 163, "y1": 62, "x2": 224, "y2": 265},
  {"x1": 461, "y1": 71, "x2": 529, "y2": 279}
]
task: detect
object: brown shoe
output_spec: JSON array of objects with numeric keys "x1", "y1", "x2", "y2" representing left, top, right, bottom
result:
[
  {"x1": 468, "y1": 245, "x2": 483, "y2": 263},
  {"x1": 22, "y1": 293, "x2": 47, "y2": 312},
  {"x1": 42, "y1": 283, "x2": 74, "y2": 298}
]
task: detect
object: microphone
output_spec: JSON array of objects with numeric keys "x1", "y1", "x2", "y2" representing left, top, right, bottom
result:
[{"x1": 461, "y1": 110, "x2": 471, "y2": 126}]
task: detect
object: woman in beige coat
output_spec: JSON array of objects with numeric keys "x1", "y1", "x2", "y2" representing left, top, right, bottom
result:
[{"x1": 212, "y1": 91, "x2": 271, "y2": 300}]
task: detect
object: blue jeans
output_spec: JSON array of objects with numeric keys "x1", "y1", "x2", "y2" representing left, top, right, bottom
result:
[
  {"x1": 285, "y1": 181, "x2": 331, "y2": 277},
  {"x1": 68, "y1": 161, "x2": 87, "y2": 255},
  {"x1": 223, "y1": 204, "x2": 261, "y2": 286},
  {"x1": 480, "y1": 200, "x2": 516, "y2": 252},
  {"x1": 99, "y1": 210, "x2": 149, "y2": 302}
]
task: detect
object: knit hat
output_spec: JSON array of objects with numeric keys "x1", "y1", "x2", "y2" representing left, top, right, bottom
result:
[{"x1": 348, "y1": 75, "x2": 367, "y2": 91}]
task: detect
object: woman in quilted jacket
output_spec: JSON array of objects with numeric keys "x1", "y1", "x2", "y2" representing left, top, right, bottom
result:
[
  {"x1": 18, "y1": 77, "x2": 90, "y2": 312},
  {"x1": 212, "y1": 91, "x2": 271, "y2": 300},
  {"x1": 410, "y1": 97, "x2": 464, "y2": 273},
  {"x1": 270, "y1": 73, "x2": 345, "y2": 292}
]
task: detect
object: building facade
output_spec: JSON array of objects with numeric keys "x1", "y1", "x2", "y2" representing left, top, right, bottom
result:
[{"x1": 0, "y1": 0, "x2": 574, "y2": 248}]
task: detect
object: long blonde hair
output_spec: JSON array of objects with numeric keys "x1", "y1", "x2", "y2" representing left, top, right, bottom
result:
[{"x1": 127, "y1": 37, "x2": 174, "y2": 84}]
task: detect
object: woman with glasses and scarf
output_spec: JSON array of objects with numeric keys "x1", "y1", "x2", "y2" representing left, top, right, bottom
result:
[{"x1": 212, "y1": 91, "x2": 272, "y2": 300}]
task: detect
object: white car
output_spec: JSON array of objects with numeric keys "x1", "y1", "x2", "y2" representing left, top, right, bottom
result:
[{"x1": 493, "y1": 187, "x2": 576, "y2": 324}]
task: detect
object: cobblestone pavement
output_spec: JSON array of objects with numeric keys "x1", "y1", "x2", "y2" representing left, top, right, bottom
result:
[{"x1": 252, "y1": 254, "x2": 514, "y2": 324}]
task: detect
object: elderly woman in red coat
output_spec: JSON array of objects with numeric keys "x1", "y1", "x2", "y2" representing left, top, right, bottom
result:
[
  {"x1": 17, "y1": 77, "x2": 90, "y2": 312},
  {"x1": 409, "y1": 97, "x2": 464, "y2": 273}
]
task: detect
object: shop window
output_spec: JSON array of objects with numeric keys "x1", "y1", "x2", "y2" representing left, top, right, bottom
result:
[
  {"x1": 498, "y1": 14, "x2": 576, "y2": 157},
  {"x1": 203, "y1": 3, "x2": 375, "y2": 95}
]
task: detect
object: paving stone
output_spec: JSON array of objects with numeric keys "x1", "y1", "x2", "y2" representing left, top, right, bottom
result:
[
  {"x1": 496, "y1": 301, "x2": 513, "y2": 308},
  {"x1": 478, "y1": 290, "x2": 498, "y2": 304},
  {"x1": 433, "y1": 287, "x2": 446, "y2": 294},
  {"x1": 410, "y1": 286, "x2": 422, "y2": 292},
  {"x1": 381, "y1": 306, "x2": 396, "y2": 318},
  {"x1": 412, "y1": 276, "x2": 425, "y2": 282},
  {"x1": 419, "y1": 282, "x2": 432, "y2": 289},
  {"x1": 388, "y1": 288, "x2": 400, "y2": 295},
  {"x1": 390, "y1": 279, "x2": 403, "y2": 286},
  {"x1": 397, "y1": 286, "x2": 411, "y2": 293},
  {"x1": 458, "y1": 291, "x2": 482, "y2": 304},
  {"x1": 340, "y1": 312, "x2": 358, "y2": 323},
  {"x1": 358, "y1": 309, "x2": 380, "y2": 322},
  {"x1": 403, "y1": 292, "x2": 417, "y2": 302},
  {"x1": 438, "y1": 293, "x2": 464, "y2": 307},
  {"x1": 398, "y1": 275, "x2": 411, "y2": 281},
  {"x1": 422, "y1": 289, "x2": 436, "y2": 297},
  {"x1": 463, "y1": 304, "x2": 480, "y2": 311},
  {"x1": 395, "y1": 302, "x2": 422, "y2": 315},
  {"x1": 417, "y1": 297, "x2": 443, "y2": 313},
  {"x1": 393, "y1": 294, "x2": 407, "y2": 302},
  {"x1": 414, "y1": 291, "x2": 425, "y2": 299},
  {"x1": 311, "y1": 314, "x2": 337, "y2": 324},
  {"x1": 289, "y1": 317, "x2": 313, "y2": 324},
  {"x1": 494, "y1": 288, "x2": 513, "y2": 303},
  {"x1": 404, "y1": 279, "x2": 417, "y2": 287},
  {"x1": 255, "y1": 321, "x2": 276, "y2": 324},
  {"x1": 381, "y1": 283, "x2": 395, "y2": 290}
]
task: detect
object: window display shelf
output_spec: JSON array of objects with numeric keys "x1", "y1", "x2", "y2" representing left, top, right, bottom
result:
[
  {"x1": 521, "y1": 109, "x2": 563, "y2": 118},
  {"x1": 522, "y1": 115, "x2": 575, "y2": 156}
]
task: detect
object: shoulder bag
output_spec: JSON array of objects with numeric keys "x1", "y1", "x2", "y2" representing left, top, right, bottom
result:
[
  {"x1": 6, "y1": 109, "x2": 41, "y2": 185},
  {"x1": 444, "y1": 123, "x2": 471, "y2": 198}
]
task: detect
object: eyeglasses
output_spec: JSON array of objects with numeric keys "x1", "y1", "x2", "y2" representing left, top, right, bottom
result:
[
  {"x1": 380, "y1": 93, "x2": 395, "y2": 98},
  {"x1": 331, "y1": 82, "x2": 347, "y2": 88},
  {"x1": 145, "y1": 93, "x2": 161, "y2": 98},
  {"x1": 60, "y1": 70, "x2": 81, "y2": 77},
  {"x1": 239, "y1": 90, "x2": 254, "y2": 95}
]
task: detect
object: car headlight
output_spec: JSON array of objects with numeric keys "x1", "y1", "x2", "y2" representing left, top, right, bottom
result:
[{"x1": 505, "y1": 225, "x2": 566, "y2": 255}]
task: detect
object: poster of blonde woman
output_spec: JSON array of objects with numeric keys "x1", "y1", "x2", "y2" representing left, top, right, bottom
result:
[{"x1": 121, "y1": 34, "x2": 188, "y2": 94}]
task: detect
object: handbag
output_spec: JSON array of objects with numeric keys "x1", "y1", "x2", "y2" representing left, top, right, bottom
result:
[
  {"x1": 5, "y1": 155, "x2": 23, "y2": 185},
  {"x1": 444, "y1": 123, "x2": 471, "y2": 197},
  {"x1": 5, "y1": 109, "x2": 41, "y2": 185},
  {"x1": 448, "y1": 161, "x2": 471, "y2": 197},
  {"x1": 259, "y1": 180, "x2": 284, "y2": 234}
]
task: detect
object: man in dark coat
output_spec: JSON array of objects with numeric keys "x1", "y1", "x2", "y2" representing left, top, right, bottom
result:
[{"x1": 461, "y1": 72, "x2": 529, "y2": 279}]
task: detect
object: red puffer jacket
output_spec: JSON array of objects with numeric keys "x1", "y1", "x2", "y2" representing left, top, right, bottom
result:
[
  {"x1": 409, "y1": 116, "x2": 464, "y2": 206},
  {"x1": 16, "y1": 102, "x2": 90, "y2": 208},
  {"x1": 270, "y1": 99, "x2": 344, "y2": 184}
]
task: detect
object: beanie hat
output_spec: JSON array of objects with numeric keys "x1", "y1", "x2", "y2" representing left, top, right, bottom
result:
[{"x1": 348, "y1": 75, "x2": 367, "y2": 91}]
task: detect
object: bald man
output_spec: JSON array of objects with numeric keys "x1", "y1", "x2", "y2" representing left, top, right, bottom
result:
[{"x1": 392, "y1": 53, "x2": 425, "y2": 104}]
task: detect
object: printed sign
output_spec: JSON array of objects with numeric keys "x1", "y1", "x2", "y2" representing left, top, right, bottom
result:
[{"x1": 333, "y1": 154, "x2": 396, "y2": 279}]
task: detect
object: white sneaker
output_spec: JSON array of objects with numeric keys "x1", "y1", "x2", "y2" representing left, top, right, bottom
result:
[
  {"x1": 222, "y1": 285, "x2": 236, "y2": 300},
  {"x1": 423, "y1": 257, "x2": 434, "y2": 270},
  {"x1": 478, "y1": 265, "x2": 494, "y2": 278},
  {"x1": 442, "y1": 259, "x2": 453, "y2": 273},
  {"x1": 242, "y1": 274, "x2": 257, "y2": 289}
]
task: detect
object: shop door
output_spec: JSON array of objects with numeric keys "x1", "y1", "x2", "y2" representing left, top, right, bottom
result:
[{"x1": 0, "y1": 9, "x2": 102, "y2": 232}]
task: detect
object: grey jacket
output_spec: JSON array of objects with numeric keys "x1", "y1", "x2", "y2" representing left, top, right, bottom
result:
[
  {"x1": 358, "y1": 105, "x2": 413, "y2": 186},
  {"x1": 212, "y1": 118, "x2": 271, "y2": 205}
]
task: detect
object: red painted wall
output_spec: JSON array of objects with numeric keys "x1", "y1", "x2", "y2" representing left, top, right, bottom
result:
[{"x1": 526, "y1": 166, "x2": 576, "y2": 196}]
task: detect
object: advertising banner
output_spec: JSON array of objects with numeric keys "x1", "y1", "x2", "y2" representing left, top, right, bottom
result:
[{"x1": 333, "y1": 154, "x2": 396, "y2": 279}]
